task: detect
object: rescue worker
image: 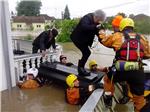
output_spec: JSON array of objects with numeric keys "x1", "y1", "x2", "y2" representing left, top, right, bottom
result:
[
  {"x1": 17, "y1": 68, "x2": 40, "y2": 89},
  {"x1": 101, "y1": 15, "x2": 130, "y2": 104},
  {"x1": 141, "y1": 72, "x2": 150, "y2": 112},
  {"x1": 65, "y1": 74, "x2": 102, "y2": 105},
  {"x1": 89, "y1": 60, "x2": 108, "y2": 72},
  {"x1": 70, "y1": 9, "x2": 106, "y2": 76},
  {"x1": 99, "y1": 18, "x2": 150, "y2": 112},
  {"x1": 128, "y1": 72, "x2": 150, "y2": 112},
  {"x1": 59, "y1": 55, "x2": 74, "y2": 66},
  {"x1": 32, "y1": 28, "x2": 58, "y2": 56}
]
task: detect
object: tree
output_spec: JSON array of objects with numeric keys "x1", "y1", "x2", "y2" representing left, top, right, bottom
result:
[
  {"x1": 63, "y1": 5, "x2": 70, "y2": 19},
  {"x1": 129, "y1": 14, "x2": 135, "y2": 19},
  {"x1": 117, "y1": 12, "x2": 126, "y2": 18},
  {"x1": 56, "y1": 19, "x2": 79, "y2": 42},
  {"x1": 16, "y1": 0, "x2": 42, "y2": 16}
]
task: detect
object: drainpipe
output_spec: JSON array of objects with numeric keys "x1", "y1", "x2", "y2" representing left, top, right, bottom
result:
[{"x1": 1, "y1": 1, "x2": 15, "y2": 90}]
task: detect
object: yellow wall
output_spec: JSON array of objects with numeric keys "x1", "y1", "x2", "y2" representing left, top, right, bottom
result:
[
  {"x1": 32, "y1": 23, "x2": 45, "y2": 31},
  {"x1": 12, "y1": 21, "x2": 54, "y2": 31},
  {"x1": 12, "y1": 23, "x2": 26, "y2": 30}
]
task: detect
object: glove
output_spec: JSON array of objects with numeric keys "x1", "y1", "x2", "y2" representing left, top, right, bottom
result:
[{"x1": 99, "y1": 29, "x2": 105, "y2": 35}]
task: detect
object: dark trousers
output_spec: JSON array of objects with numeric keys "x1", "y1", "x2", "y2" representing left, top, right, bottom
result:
[
  {"x1": 32, "y1": 46, "x2": 39, "y2": 53},
  {"x1": 73, "y1": 42, "x2": 91, "y2": 68},
  {"x1": 108, "y1": 70, "x2": 145, "y2": 95}
]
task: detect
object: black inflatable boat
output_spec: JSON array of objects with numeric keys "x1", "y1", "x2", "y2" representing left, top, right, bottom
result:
[{"x1": 38, "y1": 61, "x2": 104, "y2": 85}]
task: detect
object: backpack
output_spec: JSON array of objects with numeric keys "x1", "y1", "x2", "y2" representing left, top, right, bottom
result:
[{"x1": 116, "y1": 33, "x2": 144, "y2": 61}]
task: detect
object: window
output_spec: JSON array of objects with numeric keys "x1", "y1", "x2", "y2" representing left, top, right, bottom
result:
[
  {"x1": 17, "y1": 24, "x2": 22, "y2": 28},
  {"x1": 37, "y1": 25, "x2": 41, "y2": 28}
]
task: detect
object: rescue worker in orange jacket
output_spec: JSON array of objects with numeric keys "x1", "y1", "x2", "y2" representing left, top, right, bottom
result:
[
  {"x1": 65, "y1": 74, "x2": 102, "y2": 105},
  {"x1": 99, "y1": 18, "x2": 150, "y2": 112},
  {"x1": 17, "y1": 68, "x2": 40, "y2": 89},
  {"x1": 101, "y1": 15, "x2": 130, "y2": 104}
]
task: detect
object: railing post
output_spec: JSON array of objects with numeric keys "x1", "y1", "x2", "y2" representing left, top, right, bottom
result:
[
  {"x1": 25, "y1": 59, "x2": 30, "y2": 71},
  {"x1": 19, "y1": 60, "x2": 24, "y2": 77},
  {"x1": 37, "y1": 57, "x2": 41, "y2": 68},
  {"x1": 31, "y1": 58, "x2": 36, "y2": 68}
]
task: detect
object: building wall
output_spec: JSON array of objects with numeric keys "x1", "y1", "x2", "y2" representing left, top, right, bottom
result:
[
  {"x1": 32, "y1": 23, "x2": 45, "y2": 31},
  {"x1": 1, "y1": 1, "x2": 16, "y2": 91},
  {"x1": 12, "y1": 23, "x2": 26, "y2": 30},
  {"x1": 0, "y1": 21, "x2": 7, "y2": 91}
]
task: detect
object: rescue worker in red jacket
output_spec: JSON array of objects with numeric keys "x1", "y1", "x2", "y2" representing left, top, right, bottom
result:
[
  {"x1": 70, "y1": 10, "x2": 106, "y2": 76},
  {"x1": 99, "y1": 18, "x2": 150, "y2": 112}
]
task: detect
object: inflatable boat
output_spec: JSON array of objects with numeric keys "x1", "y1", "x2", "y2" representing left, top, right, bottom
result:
[{"x1": 38, "y1": 61, "x2": 105, "y2": 86}]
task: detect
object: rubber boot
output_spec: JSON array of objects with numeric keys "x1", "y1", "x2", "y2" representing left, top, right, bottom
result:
[
  {"x1": 118, "y1": 82, "x2": 130, "y2": 104},
  {"x1": 78, "y1": 60, "x2": 90, "y2": 76},
  {"x1": 103, "y1": 93, "x2": 113, "y2": 108}
]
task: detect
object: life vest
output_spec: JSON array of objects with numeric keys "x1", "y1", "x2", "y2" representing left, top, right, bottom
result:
[
  {"x1": 21, "y1": 80, "x2": 40, "y2": 89},
  {"x1": 66, "y1": 88, "x2": 80, "y2": 105},
  {"x1": 116, "y1": 33, "x2": 144, "y2": 61}
]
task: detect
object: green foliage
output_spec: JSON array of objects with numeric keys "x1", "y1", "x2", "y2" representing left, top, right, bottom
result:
[
  {"x1": 134, "y1": 18, "x2": 150, "y2": 34},
  {"x1": 54, "y1": 20, "x2": 62, "y2": 29},
  {"x1": 117, "y1": 12, "x2": 127, "y2": 17},
  {"x1": 16, "y1": 0, "x2": 42, "y2": 16},
  {"x1": 64, "y1": 5, "x2": 70, "y2": 20},
  {"x1": 105, "y1": 16, "x2": 114, "y2": 30},
  {"x1": 24, "y1": 34, "x2": 33, "y2": 41},
  {"x1": 56, "y1": 19, "x2": 79, "y2": 42},
  {"x1": 45, "y1": 25, "x2": 50, "y2": 31}
]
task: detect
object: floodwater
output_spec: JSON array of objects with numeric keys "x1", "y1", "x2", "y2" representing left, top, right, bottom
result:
[
  {"x1": 2, "y1": 84, "x2": 80, "y2": 112},
  {"x1": 60, "y1": 42, "x2": 115, "y2": 67},
  {"x1": 2, "y1": 41, "x2": 149, "y2": 112},
  {"x1": 2, "y1": 42, "x2": 115, "y2": 112}
]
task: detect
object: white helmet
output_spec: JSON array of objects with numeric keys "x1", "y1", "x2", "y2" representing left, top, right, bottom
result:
[{"x1": 26, "y1": 68, "x2": 38, "y2": 78}]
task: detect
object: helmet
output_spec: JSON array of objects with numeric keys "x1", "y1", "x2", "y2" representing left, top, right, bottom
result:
[
  {"x1": 59, "y1": 55, "x2": 67, "y2": 61},
  {"x1": 26, "y1": 68, "x2": 38, "y2": 78},
  {"x1": 89, "y1": 60, "x2": 97, "y2": 70},
  {"x1": 112, "y1": 15, "x2": 123, "y2": 27},
  {"x1": 119, "y1": 18, "x2": 134, "y2": 31},
  {"x1": 66, "y1": 74, "x2": 77, "y2": 88}
]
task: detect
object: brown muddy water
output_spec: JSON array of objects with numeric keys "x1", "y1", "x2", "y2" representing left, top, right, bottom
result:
[{"x1": 1, "y1": 42, "x2": 133, "y2": 112}]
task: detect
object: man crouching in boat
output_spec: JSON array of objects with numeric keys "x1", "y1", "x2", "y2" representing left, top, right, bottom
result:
[
  {"x1": 99, "y1": 17, "x2": 150, "y2": 112},
  {"x1": 59, "y1": 55, "x2": 74, "y2": 66}
]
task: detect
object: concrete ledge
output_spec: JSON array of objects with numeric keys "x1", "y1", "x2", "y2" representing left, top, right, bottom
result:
[{"x1": 79, "y1": 89, "x2": 103, "y2": 112}]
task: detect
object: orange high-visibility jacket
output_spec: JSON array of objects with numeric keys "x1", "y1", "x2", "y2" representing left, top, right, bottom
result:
[{"x1": 21, "y1": 80, "x2": 40, "y2": 89}]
